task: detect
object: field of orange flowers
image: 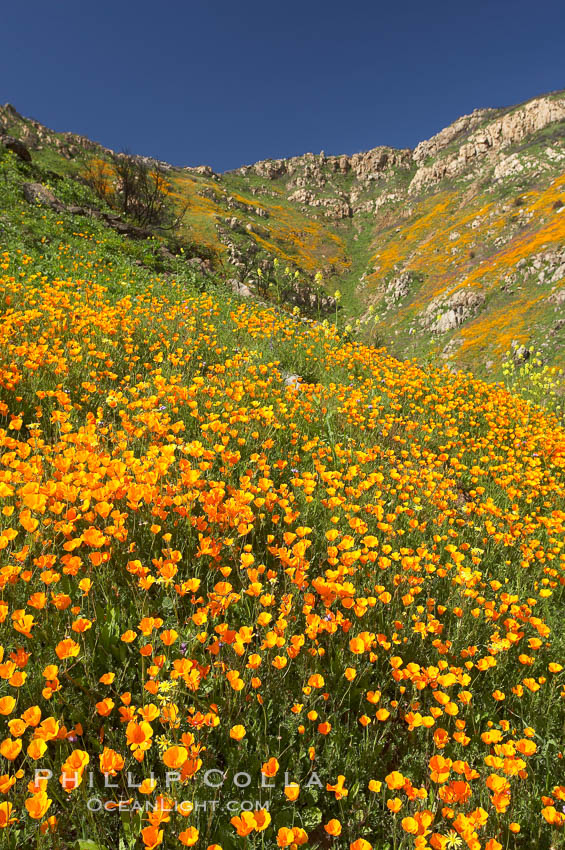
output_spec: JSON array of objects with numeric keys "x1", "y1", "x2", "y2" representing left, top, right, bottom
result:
[{"x1": 0, "y1": 186, "x2": 564, "y2": 849}]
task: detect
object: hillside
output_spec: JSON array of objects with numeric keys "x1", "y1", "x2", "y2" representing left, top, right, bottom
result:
[
  {"x1": 1, "y1": 92, "x2": 565, "y2": 381},
  {"x1": 0, "y1": 112, "x2": 564, "y2": 850}
]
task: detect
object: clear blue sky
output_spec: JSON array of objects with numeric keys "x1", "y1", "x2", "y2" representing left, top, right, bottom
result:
[{"x1": 2, "y1": 0, "x2": 564, "y2": 172}]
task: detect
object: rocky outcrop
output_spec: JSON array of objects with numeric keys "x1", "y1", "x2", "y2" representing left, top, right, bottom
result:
[
  {"x1": 347, "y1": 147, "x2": 412, "y2": 180},
  {"x1": 412, "y1": 108, "x2": 496, "y2": 164},
  {"x1": 249, "y1": 158, "x2": 289, "y2": 179},
  {"x1": 185, "y1": 164, "x2": 216, "y2": 177},
  {"x1": 22, "y1": 182, "x2": 156, "y2": 239},
  {"x1": 281, "y1": 277, "x2": 337, "y2": 315},
  {"x1": 215, "y1": 223, "x2": 259, "y2": 272},
  {"x1": 421, "y1": 287, "x2": 485, "y2": 333},
  {"x1": 198, "y1": 187, "x2": 221, "y2": 201},
  {"x1": 409, "y1": 96, "x2": 565, "y2": 193},
  {"x1": 226, "y1": 195, "x2": 254, "y2": 213},
  {"x1": 514, "y1": 247, "x2": 565, "y2": 287},
  {"x1": 492, "y1": 153, "x2": 527, "y2": 181},
  {"x1": 287, "y1": 188, "x2": 352, "y2": 219},
  {"x1": 233, "y1": 96, "x2": 565, "y2": 207},
  {"x1": 223, "y1": 216, "x2": 246, "y2": 234},
  {"x1": 384, "y1": 271, "x2": 418, "y2": 308},
  {"x1": 548, "y1": 287, "x2": 565, "y2": 306},
  {"x1": 1, "y1": 135, "x2": 32, "y2": 162},
  {"x1": 1, "y1": 103, "x2": 113, "y2": 160},
  {"x1": 238, "y1": 146, "x2": 411, "y2": 189}
]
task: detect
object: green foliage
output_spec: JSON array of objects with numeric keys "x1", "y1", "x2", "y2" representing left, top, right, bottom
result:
[
  {"x1": 502, "y1": 347, "x2": 565, "y2": 422},
  {"x1": 1, "y1": 104, "x2": 565, "y2": 850}
]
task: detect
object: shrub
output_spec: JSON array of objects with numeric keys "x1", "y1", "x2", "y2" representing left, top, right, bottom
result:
[{"x1": 86, "y1": 151, "x2": 189, "y2": 231}]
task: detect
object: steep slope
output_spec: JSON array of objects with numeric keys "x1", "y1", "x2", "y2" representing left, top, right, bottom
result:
[
  {"x1": 222, "y1": 92, "x2": 565, "y2": 377},
  {"x1": 1, "y1": 91, "x2": 565, "y2": 379},
  {"x1": 0, "y1": 144, "x2": 564, "y2": 849}
]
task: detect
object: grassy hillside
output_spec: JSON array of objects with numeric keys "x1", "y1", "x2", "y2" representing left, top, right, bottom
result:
[
  {"x1": 2, "y1": 94, "x2": 565, "y2": 381},
  {"x1": 0, "y1": 127, "x2": 564, "y2": 850}
]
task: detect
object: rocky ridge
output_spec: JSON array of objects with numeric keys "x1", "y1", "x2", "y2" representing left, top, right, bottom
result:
[{"x1": 409, "y1": 95, "x2": 565, "y2": 193}]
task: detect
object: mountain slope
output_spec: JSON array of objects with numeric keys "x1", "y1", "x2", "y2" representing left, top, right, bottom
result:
[
  {"x1": 1, "y1": 91, "x2": 565, "y2": 379},
  {"x1": 0, "y1": 139, "x2": 564, "y2": 849}
]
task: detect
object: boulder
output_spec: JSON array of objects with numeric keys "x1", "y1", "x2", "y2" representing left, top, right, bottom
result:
[
  {"x1": 157, "y1": 244, "x2": 177, "y2": 261},
  {"x1": 245, "y1": 222, "x2": 269, "y2": 237},
  {"x1": 226, "y1": 278, "x2": 252, "y2": 298},
  {"x1": 22, "y1": 182, "x2": 64, "y2": 210},
  {"x1": 284, "y1": 373, "x2": 302, "y2": 389},
  {"x1": 511, "y1": 341, "x2": 531, "y2": 363},
  {"x1": 1, "y1": 135, "x2": 32, "y2": 162},
  {"x1": 187, "y1": 257, "x2": 212, "y2": 275}
]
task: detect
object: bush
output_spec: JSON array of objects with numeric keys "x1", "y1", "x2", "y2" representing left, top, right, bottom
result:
[
  {"x1": 86, "y1": 151, "x2": 188, "y2": 231},
  {"x1": 502, "y1": 346, "x2": 565, "y2": 422}
]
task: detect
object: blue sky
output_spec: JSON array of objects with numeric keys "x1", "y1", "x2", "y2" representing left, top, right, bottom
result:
[{"x1": 1, "y1": 0, "x2": 564, "y2": 172}]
